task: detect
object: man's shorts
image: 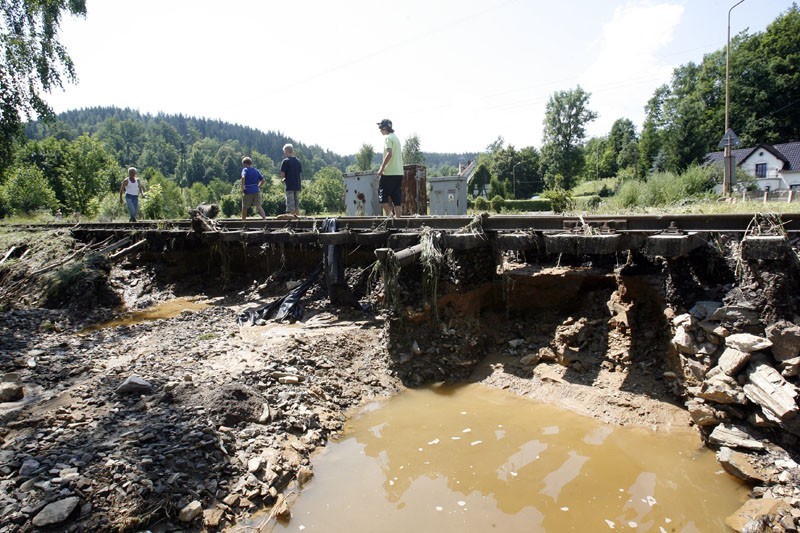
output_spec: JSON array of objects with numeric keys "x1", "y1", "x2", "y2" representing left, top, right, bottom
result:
[
  {"x1": 242, "y1": 192, "x2": 262, "y2": 210},
  {"x1": 379, "y1": 175, "x2": 403, "y2": 206},
  {"x1": 285, "y1": 190, "x2": 299, "y2": 213}
]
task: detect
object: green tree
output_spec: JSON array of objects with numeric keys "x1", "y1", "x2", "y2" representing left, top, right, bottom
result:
[
  {"x1": 187, "y1": 182, "x2": 212, "y2": 208},
  {"x1": 403, "y1": 133, "x2": 425, "y2": 165},
  {"x1": 208, "y1": 177, "x2": 236, "y2": 200},
  {"x1": 302, "y1": 166, "x2": 344, "y2": 213},
  {"x1": 16, "y1": 136, "x2": 71, "y2": 203},
  {"x1": 95, "y1": 118, "x2": 146, "y2": 167},
  {"x1": 0, "y1": 0, "x2": 87, "y2": 171},
  {"x1": 608, "y1": 118, "x2": 638, "y2": 172},
  {"x1": 62, "y1": 135, "x2": 120, "y2": 215},
  {"x1": 355, "y1": 143, "x2": 375, "y2": 171},
  {"x1": 540, "y1": 86, "x2": 598, "y2": 189},
  {"x1": 489, "y1": 145, "x2": 517, "y2": 193},
  {"x1": 0, "y1": 165, "x2": 58, "y2": 215},
  {"x1": 487, "y1": 177, "x2": 506, "y2": 199},
  {"x1": 515, "y1": 146, "x2": 543, "y2": 198},
  {"x1": 140, "y1": 170, "x2": 184, "y2": 218}
]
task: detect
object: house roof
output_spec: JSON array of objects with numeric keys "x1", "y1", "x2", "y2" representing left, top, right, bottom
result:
[{"x1": 705, "y1": 141, "x2": 800, "y2": 171}]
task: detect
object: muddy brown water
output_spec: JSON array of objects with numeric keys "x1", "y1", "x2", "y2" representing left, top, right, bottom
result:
[
  {"x1": 260, "y1": 384, "x2": 747, "y2": 533},
  {"x1": 81, "y1": 297, "x2": 210, "y2": 331}
]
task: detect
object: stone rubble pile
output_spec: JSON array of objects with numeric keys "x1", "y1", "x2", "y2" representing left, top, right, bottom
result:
[
  {"x1": 0, "y1": 303, "x2": 394, "y2": 532},
  {"x1": 669, "y1": 300, "x2": 800, "y2": 530}
]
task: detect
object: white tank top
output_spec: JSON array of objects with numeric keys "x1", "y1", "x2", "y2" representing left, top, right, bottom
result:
[{"x1": 125, "y1": 178, "x2": 140, "y2": 196}]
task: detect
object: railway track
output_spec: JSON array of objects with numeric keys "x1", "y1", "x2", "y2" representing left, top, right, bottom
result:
[
  {"x1": 5, "y1": 213, "x2": 799, "y2": 261},
  {"x1": 6, "y1": 212, "x2": 800, "y2": 234}
]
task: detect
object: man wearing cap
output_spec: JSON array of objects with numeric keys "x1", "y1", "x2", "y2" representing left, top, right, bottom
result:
[{"x1": 376, "y1": 119, "x2": 404, "y2": 217}]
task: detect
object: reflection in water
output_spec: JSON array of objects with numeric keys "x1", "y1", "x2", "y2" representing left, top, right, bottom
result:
[
  {"x1": 269, "y1": 384, "x2": 747, "y2": 533},
  {"x1": 82, "y1": 297, "x2": 210, "y2": 331}
]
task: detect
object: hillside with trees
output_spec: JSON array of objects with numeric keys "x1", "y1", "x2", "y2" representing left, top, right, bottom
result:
[{"x1": 0, "y1": 4, "x2": 798, "y2": 219}]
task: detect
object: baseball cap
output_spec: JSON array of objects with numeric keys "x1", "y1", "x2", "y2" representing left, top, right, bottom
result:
[{"x1": 377, "y1": 119, "x2": 392, "y2": 129}]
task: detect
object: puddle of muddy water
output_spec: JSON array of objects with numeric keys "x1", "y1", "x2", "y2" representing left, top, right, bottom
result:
[
  {"x1": 262, "y1": 384, "x2": 748, "y2": 533},
  {"x1": 82, "y1": 297, "x2": 210, "y2": 331}
]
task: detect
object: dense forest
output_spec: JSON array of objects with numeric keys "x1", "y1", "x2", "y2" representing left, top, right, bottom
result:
[{"x1": 0, "y1": 4, "x2": 797, "y2": 218}]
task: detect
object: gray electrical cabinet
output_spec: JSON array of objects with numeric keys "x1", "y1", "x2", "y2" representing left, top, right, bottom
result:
[
  {"x1": 343, "y1": 172, "x2": 381, "y2": 216},
  {"x1": 428, "y1": 175, "x2": 468, "y2": 215}
]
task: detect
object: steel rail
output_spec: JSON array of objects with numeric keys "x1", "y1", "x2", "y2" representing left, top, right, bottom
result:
[{"x1": 4, "y1": 213, "x2": 800, "y2": 234}]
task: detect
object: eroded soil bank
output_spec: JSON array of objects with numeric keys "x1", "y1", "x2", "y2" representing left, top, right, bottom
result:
[{"x1": 1, "y1": 227, "x2": 800, "y2": 532}]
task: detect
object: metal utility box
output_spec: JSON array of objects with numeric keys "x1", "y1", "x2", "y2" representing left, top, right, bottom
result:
[
  {"x1": 343, "y1": 172, "x2": 381, "y2": 216},
  {"x1": 402, "y1": 164, "x2": 427, "y2": 216},
  {"x1": 429, "y1": 175, "x2": 468, "y2": 215}
]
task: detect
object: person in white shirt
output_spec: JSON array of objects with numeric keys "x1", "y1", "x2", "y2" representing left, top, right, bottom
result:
[{"x1": 119, "y1": 167, "x2": 146, "y2": 222}]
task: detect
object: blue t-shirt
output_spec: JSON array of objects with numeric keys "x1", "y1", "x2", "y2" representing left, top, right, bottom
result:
[
  {"x1": 280, "y1": 157, "x2": 302, "y2": 191},
  {"x1": 241, "y1": 166, "x2": 263, "y2": 194}
]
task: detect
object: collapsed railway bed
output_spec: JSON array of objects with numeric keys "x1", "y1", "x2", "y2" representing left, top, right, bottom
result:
[{"x1": 2, "y1": 212, "x2": 800, "y2": 531}]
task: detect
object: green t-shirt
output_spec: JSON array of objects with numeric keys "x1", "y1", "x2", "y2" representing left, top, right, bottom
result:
[{"x1": 383, "y1": 133, "x2": 404, "y2": 176}]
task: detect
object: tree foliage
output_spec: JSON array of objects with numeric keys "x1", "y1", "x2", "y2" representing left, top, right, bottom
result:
[
  {"x1": 540, "y1": 86, "x2": 598, "y2": 189},
  {"x1": 62, "y1": 134, "x2": 119, "y2": 215},
  {"x1": 636, "y1": 5, "x2": 800, "y2": 172},
  {"x1": 402, "y1": 133, "x2": 425, "y2": 165},
  {"x1": 355, "y1": 143, "x2": 375, "y2": 171},
  {"x1": 0, "y1": 164, "x2": 58, "y2": 215},
  {"x1": 0, "y1": 0, "x2": 87, "y2": 171}
]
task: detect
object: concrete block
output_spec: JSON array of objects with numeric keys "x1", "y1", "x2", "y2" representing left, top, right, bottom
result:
[{"x1": 740, "y1": 235, "x2": 788, "y2": 261}]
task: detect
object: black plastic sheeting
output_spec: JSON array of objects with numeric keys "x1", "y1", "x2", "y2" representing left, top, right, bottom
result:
[
  {"x1": 237, "y1": 262, "x2": 323, "y2": 326},
  {"x1": 237, "y1": 218, "x2": 346, "y2": 326}
]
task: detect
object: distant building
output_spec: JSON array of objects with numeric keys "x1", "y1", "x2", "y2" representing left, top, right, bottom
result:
[{"x1": 705, "y1": 141, "x2": 800, "y2": 192}]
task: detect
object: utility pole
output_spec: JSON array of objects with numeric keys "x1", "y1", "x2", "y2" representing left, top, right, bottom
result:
[
  {"x1": 512, "y1": 161, "x2": 523, "y2": 199},
  {"x1": 723, "y1": 0, "x2": 745, "y2": 196}
]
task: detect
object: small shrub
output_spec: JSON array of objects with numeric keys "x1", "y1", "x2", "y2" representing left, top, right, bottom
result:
[
  {"x1": 490, "y1": 195, "x2": 505, "y2": 213},
  {"x1": 542, "y1": 188, "x2": 574, "y2": 214},
  {"x1": 473, "y1": 196, "x2": 489, "y2": 211}
]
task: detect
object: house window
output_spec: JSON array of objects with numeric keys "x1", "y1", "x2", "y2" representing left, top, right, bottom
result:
[{"x1": 755, "y1": 163, "x2": 767, "y2": 178}]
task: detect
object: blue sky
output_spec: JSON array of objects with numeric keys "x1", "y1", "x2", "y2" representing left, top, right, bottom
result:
[{"x1": 48, "y1": 0, "x2": 796, "y2": 155}]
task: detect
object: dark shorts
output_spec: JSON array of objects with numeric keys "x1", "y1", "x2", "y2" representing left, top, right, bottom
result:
[
  {"x1": 379, "y1": 175, "x2": 403, "y2": 206},
  {"x1": 242, "y1": 192, "x2": 262, "y2": 209}
]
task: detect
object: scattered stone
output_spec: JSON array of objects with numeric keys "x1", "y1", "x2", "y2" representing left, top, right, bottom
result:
[
  {"x1": 716, "y1": 447, "x2": 767, "y2": 483},
  {"x1": 725, "y1": 497, "x2": 791, "y2": 532},
  {"x1": 711, "y1": 306, "x2": 760, "y2": 326},
  {"x1": 726, "y1": 334, "x2": 772, "y2": 353},
  {"x1": 32, "y1": 496, "x2": 80, "y2": 527},
  {"x1": 178, "y1": 500, "x2": 203, "y2": 522},
  {"x1": 718, "y1": 347, "x2": 751, "y2": 376},
  {"x1": 689, "y1": 301, "x2": 721, "y2": 320},
  {"x1": 0, "y1": 380, "x2": 23, "y2": 402},
  {"x1": 672, "y1": 326, "x2": 698, "y2": 355},
  {"x1": 115, "y1": 375, "x2": 154, "y2": 394},
  {"x1": 709, "y1": 424, "x2": 764, "y2": 451},
  {"x1": 765, "y1": 321, "x2": 800, "y2": 361},
  {"x1": 19, "y1": 458, "x2": 41, "y2": 477},
  {"x1": 686, "y1": 400, "x2": 720, "y2": 427},
  {"x1": 698, "y1": 373, "x2": 747, "y2": 404},
  {"x1": 744, "y1": 359, "x2": 799, "y2": 422},
  {"x1": 203, "y1": 507, "x2": 225, "y2": 528}
]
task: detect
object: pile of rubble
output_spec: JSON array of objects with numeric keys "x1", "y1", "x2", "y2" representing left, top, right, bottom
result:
[{"x1": 669, "y1": 301, "x2": 800, "y2": 530}]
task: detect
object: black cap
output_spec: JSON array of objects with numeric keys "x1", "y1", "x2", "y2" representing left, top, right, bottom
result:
[{"x1": 377, "y1": 119, "x2": 392, "y2": 129}]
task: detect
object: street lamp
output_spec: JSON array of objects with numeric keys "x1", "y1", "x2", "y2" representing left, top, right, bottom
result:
[
  {"x1": 512, "y1": 161, "x2": 523, "y2": 199},
  {"x1": 723, "y1": 0, "x2": 746, "y2": 196}
]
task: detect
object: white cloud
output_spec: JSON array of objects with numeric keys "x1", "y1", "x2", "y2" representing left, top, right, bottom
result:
[{"x1": 583, "y1": 2, "x2": 685, "y2": 136}]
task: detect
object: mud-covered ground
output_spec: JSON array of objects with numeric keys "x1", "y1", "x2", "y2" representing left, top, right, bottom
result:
[{"x1": 1, "y1": 226, "x2": 800, "y2": 532}]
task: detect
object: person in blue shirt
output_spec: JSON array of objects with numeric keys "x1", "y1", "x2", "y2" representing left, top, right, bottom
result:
[
  {"x1": 240, "y1": 156, "x2": 267, "y2": 220},
  {"x1": 279, "y1": 144, "x2": 302, "y2": 218}
]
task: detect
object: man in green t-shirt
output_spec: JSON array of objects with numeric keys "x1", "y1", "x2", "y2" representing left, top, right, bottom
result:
[{"x1": 376, "y1": 118, "x2": 404, "y2": 217}]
